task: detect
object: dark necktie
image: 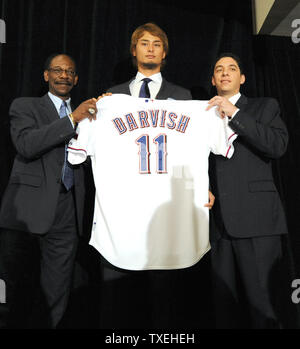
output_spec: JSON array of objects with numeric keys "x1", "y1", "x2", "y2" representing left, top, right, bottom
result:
[
  {"x1": 139, "y1": 78, "x2": 152, "y2": 98},
  {"x1": 59, "y1": 101, "x2": 74, "y2": 191}
]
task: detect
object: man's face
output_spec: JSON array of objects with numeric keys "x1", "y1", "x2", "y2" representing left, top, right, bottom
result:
[
  {"x1": 132, "y1": 31, "x2": 166, "y2": 70},
  {"x1": 212, "y1": 56, "x2": 245, "y2": 97},
  {"x1": 44, "y1": 55, "x2": 78, "y2": 99}
]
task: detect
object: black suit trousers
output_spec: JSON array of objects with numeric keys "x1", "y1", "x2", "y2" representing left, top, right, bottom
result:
[
  {"x1": 210, "y1": 233, "x2": 291, "y2": 329},
  {"x1": 0, "y1": 188, "x2": 78, "y2": 329},
  {"x1": 93, "y1": 251, "x2": 213, "y2": 329}
]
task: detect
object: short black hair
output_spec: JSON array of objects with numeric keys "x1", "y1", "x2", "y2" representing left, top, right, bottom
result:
[
  {"x1": 212, "y1": 52, "x2": 244, "y2": 75},
  {"x1": 44, "y1": 53, "x2": 77, "y2": 72}
]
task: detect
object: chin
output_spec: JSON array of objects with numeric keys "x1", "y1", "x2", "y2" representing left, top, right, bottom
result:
[
  {"x1": 57, "y1": 89, "x2": 71, "y2": 96},
  {"x1": 141, "y1": 62, "x2": 160, "y2": 70},
  {"x1": 220, "y1": 87, "x2": 232, "y2": 93}
]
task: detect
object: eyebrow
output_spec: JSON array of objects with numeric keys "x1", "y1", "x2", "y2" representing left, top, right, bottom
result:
[
  {"x1": 140, "y1": 39, "x2": 162, "y2": 43},
  {"x1": 51, "y1": 65, "x2": 74, "y2": 69},
  {"x1": 215, "y1": 64, "x2": 238, "y2": 69}
]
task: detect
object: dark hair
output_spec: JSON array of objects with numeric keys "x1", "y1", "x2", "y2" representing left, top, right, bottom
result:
[
  {"x1": 212, "y1": 52, "x2": 244, "y2": 75},
  {"x1": 44, "y1": 53, "x2": 77, "y2": 72}
]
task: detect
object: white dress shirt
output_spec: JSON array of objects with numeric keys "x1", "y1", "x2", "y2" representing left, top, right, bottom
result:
[
  {"x1": 228, "y1": 92, "x2": 241, "y2": 119},
  {"x1": 129, "y1": 72, "x2": 163, "y2": 98}
]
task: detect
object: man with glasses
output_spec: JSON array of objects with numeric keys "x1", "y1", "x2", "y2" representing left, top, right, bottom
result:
[{"x1": 0, "y1": 53, "x2": 97, "y2": 328}]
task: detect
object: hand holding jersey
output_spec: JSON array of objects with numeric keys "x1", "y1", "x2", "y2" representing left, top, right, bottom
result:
[
  {"x1": 68, "y1": 94, "x2": 237, "y2": 270},
  {"x1": 71, "y1": 98, "x2": 98, "y2": 123},
  {"x1": 206, "y1": 95, "x2": 239, "y2": 119}
]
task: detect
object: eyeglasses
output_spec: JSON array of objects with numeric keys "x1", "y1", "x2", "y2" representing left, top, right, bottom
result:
[{"x1": 48, "y1": 68, "x2": 76, "y2": 77}]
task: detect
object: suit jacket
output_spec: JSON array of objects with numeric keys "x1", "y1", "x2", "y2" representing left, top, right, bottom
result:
[
  {"x1": 209, "y1": 95, "x2": 289, "y2": 240},
  {"x1": 0, "y1": 94, "x2": 85, "y2": 235},
  {"x1": 107, "y1": 77, "x2": 192, "y2": 100}
]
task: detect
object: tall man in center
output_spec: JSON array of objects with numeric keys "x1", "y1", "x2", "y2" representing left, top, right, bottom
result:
[{"x1": 97, "y1": 22, "x2": 211, "y2": 328}]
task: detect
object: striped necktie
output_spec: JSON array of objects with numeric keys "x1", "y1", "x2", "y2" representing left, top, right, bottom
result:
[{"x1": 59, "y1": 101, "x2": 74, "y2": 190}]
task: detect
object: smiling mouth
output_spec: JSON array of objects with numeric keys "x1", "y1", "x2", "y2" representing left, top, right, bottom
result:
[{"x1": 56, "y1": 81, "x2": 71, "y2": 86}]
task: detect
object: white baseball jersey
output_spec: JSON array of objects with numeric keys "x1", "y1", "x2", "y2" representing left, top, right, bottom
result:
[{"x1": 68, "y1": 94, "x2": 237, "y2": 270}]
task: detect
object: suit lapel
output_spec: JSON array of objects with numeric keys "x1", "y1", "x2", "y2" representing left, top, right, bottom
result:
[
  {"x1": 156, "y1": 79, "x2": 172, "y2": 99},
  {"x1": 39, "y1": 94, "x2": 65, "y2": 160},
  {"x1": 236, "y1": 94, "x2": 248, "y2": 109},
  {"x1": 124, "y1": 80, "x2": 132, "y2": 95},
  {"x1": 39, "y1": 94, "x2": 60, "y2": 123}
]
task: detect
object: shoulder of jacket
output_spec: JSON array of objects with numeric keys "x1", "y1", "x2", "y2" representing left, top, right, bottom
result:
[
  {"x1": 163, "y1": 79, "x2": 192, "y2": 98},
  {"x1": 11, "y1": 96, "x2": 40, "y2": 103},
  {"x1": 246, "y1": 96, "x2": 278, "y2": 106},
  {"x1": 163, "y1": 79, "x2": 187, "y2": 91},
  {"x1": 9, "y1": 96, "x2": 47, "y2": 114},
  {"x1": 107, "y1": 80, "x2": 132, "y2": 93}
]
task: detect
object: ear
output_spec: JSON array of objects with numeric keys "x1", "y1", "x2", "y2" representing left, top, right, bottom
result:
[
  {"x1": 240, "y1": 74, "x2": 245, "y2": 85},
  {"x1": 44, "y1": 70, "x2": 49, "y2": 82},
  {"x1": 74, "y1": 75, "x2": 79, "y2": 86},
  {"x1": 212, "y1": 76, "x2": 216, "y2": 87},
  {"x1": 132, "y1": 47, "x2": 136, "y2": 57}
]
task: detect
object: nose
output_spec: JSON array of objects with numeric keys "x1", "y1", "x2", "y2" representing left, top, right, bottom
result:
[
  {"x1": 222, "y1": 69, "x2": 229, "y2": 76},
  {"x1": 148, "y1": 43, "x2": 154, "y2": 52},
  {"x1": 60, "y1": 70, "x2": 69, "y2": 78}
]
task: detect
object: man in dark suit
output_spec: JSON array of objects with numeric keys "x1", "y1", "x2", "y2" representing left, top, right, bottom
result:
[
  {"x1": 0, "y1": 53, "x2": 97, "y2": 328},
  {"x1": 95, "y1": 23, "x2": 214, "y2": 329},
  {"x1": 207, "y1": 52, "x2": 290, "y2": 328}
]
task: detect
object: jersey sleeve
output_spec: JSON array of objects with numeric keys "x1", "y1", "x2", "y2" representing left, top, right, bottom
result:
[
  {"x1": 208, "y1": 108, "x2": 237, "y2": 158},
  {"x1": 67, "y1": 118, "x2": 95, "y2": 164}
]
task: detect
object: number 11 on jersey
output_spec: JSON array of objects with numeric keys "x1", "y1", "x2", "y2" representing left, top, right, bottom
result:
[{"x1": 136, "y1": 134, "x2": 168, "y2": 174}]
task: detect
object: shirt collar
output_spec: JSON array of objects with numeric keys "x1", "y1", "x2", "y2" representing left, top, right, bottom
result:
[
  {"x1": 48, "y1": 92, "x2": 72, "y2": 114},
  {"x1": 229, "y1": 92, "x2": 241, "y2": 105},
  {"x1": 135, "y1": 71, "x2": 162, "y2": 84}
]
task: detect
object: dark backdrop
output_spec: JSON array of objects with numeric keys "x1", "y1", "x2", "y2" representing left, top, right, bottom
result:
[{"x1": 0, "y1": 0, "x2": 300, "y2": 328}]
